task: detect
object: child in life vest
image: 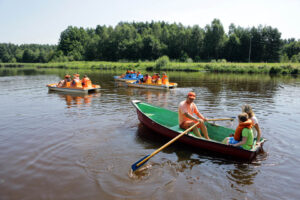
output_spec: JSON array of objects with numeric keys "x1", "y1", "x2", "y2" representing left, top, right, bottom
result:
[{"x1": 222, "y1": 113, "x2": 254, "y2": 150}]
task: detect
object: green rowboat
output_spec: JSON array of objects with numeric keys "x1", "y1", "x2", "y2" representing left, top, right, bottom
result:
[{"x1": 132, "y1": 100, "x2": 266, "y2": 161}]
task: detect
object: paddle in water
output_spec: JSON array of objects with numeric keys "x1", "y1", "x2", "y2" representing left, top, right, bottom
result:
[{"x1": 131, "y1": 122, "x2": 200, "y2": 172}]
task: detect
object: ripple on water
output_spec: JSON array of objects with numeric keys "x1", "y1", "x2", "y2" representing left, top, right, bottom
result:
[{"x1": 2, "y1": 71, "x2": 300, "y2": 199}]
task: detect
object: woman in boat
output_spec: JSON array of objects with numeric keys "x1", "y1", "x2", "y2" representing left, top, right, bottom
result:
[
  {"x1": 242, "y1": 104, "x2": 262, "y2": 145},
  {"x1": 223, "y1": 113, "x2": 254, "y2": 150},
  {"x1": 178, "y1": 92, "x2": 210, "y2": 140}
]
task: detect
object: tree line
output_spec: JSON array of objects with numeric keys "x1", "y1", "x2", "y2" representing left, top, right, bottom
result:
[{"x1": 1, "y1": 19, "x2": 300, "y2": 63}]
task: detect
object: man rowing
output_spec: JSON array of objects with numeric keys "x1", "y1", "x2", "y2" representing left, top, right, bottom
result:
[{"x1": 178, "y1": 92, "x2": 210, "y2": 139}]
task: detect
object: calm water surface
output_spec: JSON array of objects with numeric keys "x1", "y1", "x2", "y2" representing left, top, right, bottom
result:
[{"x1": 0, "y1": 68, "x2": 300, "y2": 200}]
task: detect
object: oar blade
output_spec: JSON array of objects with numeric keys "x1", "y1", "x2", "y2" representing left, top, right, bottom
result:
[{"x1": 131, "y1": 155, "x2": 150, "y2": 172}]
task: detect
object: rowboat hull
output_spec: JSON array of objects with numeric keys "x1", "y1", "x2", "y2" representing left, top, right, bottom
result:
[
  {"x1": 132, "y1": 100, "x2": 265, "y2": 161},
  {"x1": 127, "y1": 82, "x2": 177, "y2": 90},
  {"x1": 47, "y1": 83, "x2": 101, "y2": 93}
]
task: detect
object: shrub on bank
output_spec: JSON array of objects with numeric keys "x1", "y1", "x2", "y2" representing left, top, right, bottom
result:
[{"x1": 1, "y1": 61, "x2": 300, "y2": 74}]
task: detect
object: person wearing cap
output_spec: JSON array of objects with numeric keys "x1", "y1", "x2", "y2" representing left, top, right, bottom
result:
[{"x1": 178, "y1": 92, "x2": 210, "y2": 139}]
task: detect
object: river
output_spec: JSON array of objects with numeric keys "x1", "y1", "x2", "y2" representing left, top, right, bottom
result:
[{"x1": 0, "y1": 67, "x2": 300, "y2": 200}]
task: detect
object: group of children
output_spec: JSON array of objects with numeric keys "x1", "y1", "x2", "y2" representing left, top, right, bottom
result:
[
  {"x1": 122, "y1": 70, "x2": 170, "y2": 85},
  {"x1": 57, "y1": 74, "x2": 91, "y2": 88},
  {"x1": 222, "y1": 105, "x2": 262, "y2": 150},
  {"x1": 140, "y1": 72, "x2": 169, "y2": 85}
]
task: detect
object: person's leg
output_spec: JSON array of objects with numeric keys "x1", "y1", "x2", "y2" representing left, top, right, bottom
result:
[
  {"x1": 181, "y1": 121, "x2": 202, "y2": 138},
  {"x1": 222, "y1": 137, "x2": 229, "y2": 144},
  {"x1": 199, "y1": 122, "x2": 210, "y2": 140},
  {"x1": 193, "y1": 126, "x2": 202, "y2": 138}
]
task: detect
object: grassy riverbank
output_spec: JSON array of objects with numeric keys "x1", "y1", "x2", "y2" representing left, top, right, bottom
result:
[{"x1": 1, "y1": 61, "x2": 300, "y2": 74}]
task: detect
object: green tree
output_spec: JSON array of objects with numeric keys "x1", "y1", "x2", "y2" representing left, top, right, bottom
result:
[
  {"x1": 155, "y1": 55, "x2": 169, "y2": 70},
  {"x1": 22, "y1": 49, "x2": 35, "y2": 63},
  {"x1": 203, "y1": 19, "x2": 226, "y2": 59},
  {"x1": 58, "y1": 26, "x2": 89, "y2": 60}
]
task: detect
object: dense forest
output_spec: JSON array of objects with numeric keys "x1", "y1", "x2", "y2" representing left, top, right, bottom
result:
[{"x1": 1, "y1": 19, "x2": 300, "y2": 63}]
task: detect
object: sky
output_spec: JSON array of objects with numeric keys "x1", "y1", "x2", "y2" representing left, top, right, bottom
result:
[{"x1": 0, "y1": 0, "x2": 299, "y2": 45}]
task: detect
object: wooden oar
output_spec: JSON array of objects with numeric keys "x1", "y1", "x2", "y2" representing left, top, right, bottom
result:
[
  {"x1": 131, "y1": 122, "x2": 200, "y2": 172},
  {"x1": 207, "y1": 117, "x2": 235, "y2": 121}
]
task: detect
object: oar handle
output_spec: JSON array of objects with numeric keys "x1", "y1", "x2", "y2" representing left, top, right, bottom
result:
[
  {"x1": 207, "y1": 117, "x2": 235, "y2": 121},
  {"x1": 136, "y1": 122, "x2": 200, "y2": 167}
]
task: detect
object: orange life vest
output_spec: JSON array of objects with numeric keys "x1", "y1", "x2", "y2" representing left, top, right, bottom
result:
[
  {"x1": 82, "y1": 78, "x2": 91, "y2": 87},
  {"x1": 145, "y1": 76, "x2": 152, "y2": 84},
  {"x1": 234, "y1": 120, "x2": 253, "y2": 141},
  {"x1": 162, "y1": 75, "x2": 169, "y2": 85},
  {"x1": 156, "y1": 78, "x2": 162, "y2": 84},
  {"x1": 152, "y1": 75, "x2": 158, "y2": 80},
  {"x1": 72, "y1": 79, "x2": 82, "y2": 88},
  {"x1": 65, "y1": 81, "x2": 71, "y2": 87}
]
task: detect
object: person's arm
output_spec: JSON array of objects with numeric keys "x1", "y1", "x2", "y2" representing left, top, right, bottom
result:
[
  {"x1": 194, "y1": 105, "x2": 207, "y2": 121},
  {"x1": 183, "y1": 112, "x2": 203, "y2": 123},
  {"x1": 232, "y1": 136, "x2": 247, "y2": 147},
  {"x1": 254, "y1": 123, "x2": 262, "y2": 144}
]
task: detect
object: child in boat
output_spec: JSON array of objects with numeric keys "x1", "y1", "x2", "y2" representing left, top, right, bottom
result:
[
  {"x1": 152, "y1": 73, "x2": 159, "y2": 83},
  {"x1": 223, "y1": 113, "x2": 254, "y2": 150},
  {"x1": 156, "y1": 75, "x2": 162, "y2": 84},
  {"x1": 57, "y1": 74, "x2": 71, "y2": 87},
  {"x1": 72, "y1": 74, "x2": 81, "y2": 86},
  {"x1": 242, "y1": 104, "x2": 262, "y2": 145},
  {"x1": 141, "y1": 74, "x2": 151, "y2": 83},
  {"x1": 162, "y1": 72, "x2": 169, "y2": 85},
  {"x1": 82, "y1": 75, "x2": 90, "y2": 87}
]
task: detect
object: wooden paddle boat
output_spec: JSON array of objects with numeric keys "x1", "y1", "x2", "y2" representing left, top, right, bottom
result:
[
  {"x1": 47, "y1": 81, "x2": 100, "y2": 93},
  {"x1": 126, "y1": 80, "x2": 178, "y2": 90},
  {"x1": 131, "y1": 100, "x2": 266, "y2": 161}
]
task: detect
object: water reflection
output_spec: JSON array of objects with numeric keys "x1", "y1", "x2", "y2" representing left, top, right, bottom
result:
[
  {"x1": 127, "y1": 88, "x2": 172, "y2": 105},
  {"x1": 48, "y1": 91, "x2": 100, "y2": 108},
  {"x1": 227, "y1": 163, "x2": 259, "y2": 188}
]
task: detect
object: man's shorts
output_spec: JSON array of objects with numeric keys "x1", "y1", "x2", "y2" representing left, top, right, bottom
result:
[{"x1": 180, "y1": 120, "x2": 201, "y2": 129}]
